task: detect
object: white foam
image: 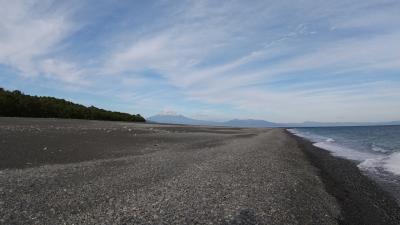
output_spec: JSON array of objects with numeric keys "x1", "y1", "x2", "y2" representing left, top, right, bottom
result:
[
  {"x1": 287, "y1": 129, "x2": 308, "y2": 138},
  {"x1": 287, "y1": 129, "x2": 327, "y2": 142},
  {"x1": 315, "y1": 141, "x2": 398, "y2": 175},
  {"x1": 326, "y1": 138, "x2": 335, "y2": 143},
  {"x1": 358, "y1": 157, "x2": 385, "y2": 173},
  {"x1": 372, "y1": 145, "x2": 389, "y2": 153},
  {"x1": 384, "y1": 152, "x2": 400, "y2": 175},
  {"x1": 289, "y1": 128, "x2": 400, "y2": 176},
  {"x1": 287, "y1": 129, "x2": 296, "y2": 133},
  {"x1": 313, "y1": 142, "x2": 377, "y2": 161}
]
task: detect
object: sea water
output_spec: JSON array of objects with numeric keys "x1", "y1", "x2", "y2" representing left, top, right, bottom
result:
[{"x1": 288, "y1": 125, "x2": 400, "y2": 202}]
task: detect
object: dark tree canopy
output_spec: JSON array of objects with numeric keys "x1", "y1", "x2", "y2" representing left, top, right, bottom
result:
[{"x1": 0, "y1": 87, "x2": 145, "y2": 122}]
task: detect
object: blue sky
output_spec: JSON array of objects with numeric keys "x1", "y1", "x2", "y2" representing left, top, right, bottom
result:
[{"x1": 1, "y1": 0, "x2": 400, "y2": 122}]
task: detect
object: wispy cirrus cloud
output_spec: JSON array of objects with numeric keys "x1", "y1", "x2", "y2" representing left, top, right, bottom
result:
[
  {"x1": 1, "y1": 0, "x2": 400, "y2": 122},
  {"x1": 0, "y1": 0, "x2": 88, "y2": 85}
]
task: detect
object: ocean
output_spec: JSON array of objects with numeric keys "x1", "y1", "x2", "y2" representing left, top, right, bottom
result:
[{"x1": 288, "y1": 125, "x2": 400, "y2": 202}]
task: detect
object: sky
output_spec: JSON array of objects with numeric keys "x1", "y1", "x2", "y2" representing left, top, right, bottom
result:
[{"x1": 1, "y1": 0, "x2": 400, "y2": 123}]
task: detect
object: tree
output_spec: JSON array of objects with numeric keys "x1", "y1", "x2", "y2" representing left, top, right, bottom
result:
[{"x1": 0, "y1": 87, "x2": 145, "y2": 122}]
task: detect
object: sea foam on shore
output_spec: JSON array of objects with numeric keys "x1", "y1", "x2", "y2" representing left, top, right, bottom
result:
[
  {"x1": 288, "y1": 126, "x2": 400, "y2": 202},
  {"x1": 288, "y1": 127, "x2": 400, "y2": 175},
  {"x1": 385, "y1": 152, "x2": 400, "y2": 175}
]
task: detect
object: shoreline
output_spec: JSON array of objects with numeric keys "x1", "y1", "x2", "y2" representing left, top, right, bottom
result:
[
  {"x1": 287, "y1": 130, "x2": 400, "y2": 225},
  {"x1": 2, "y1": 117, "x2": 400, "y2": 224},
  {"x1": 0, "y1": 118, "x2": 342, "y2": 224}
]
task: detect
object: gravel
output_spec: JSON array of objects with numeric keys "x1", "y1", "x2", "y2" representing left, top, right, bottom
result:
[{"x1": 0, "y1": 118, "x2": 340, "y2": 224}]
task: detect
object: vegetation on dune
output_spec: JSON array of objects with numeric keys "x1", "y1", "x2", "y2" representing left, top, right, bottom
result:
[{"x1": 0, "y1": 87, "x2": 145, "y2": 122}]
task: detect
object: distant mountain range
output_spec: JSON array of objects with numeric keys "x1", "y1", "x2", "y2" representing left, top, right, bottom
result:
[
  {"x1": 146, "y1": 114, "x2": 214, "y2": 126},
  {"x1": 147, "y1": 114, "x2": 400, "y2": 128},
  {"x1": 221, "y1": 119, "x2": 279, "y2": 128}
]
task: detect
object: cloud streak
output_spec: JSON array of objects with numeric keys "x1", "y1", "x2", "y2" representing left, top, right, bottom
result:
[
  {"x1": 1, "y1": 0, "x2": 400, "y2": 122},
  {"x1": 0, "y1": 0, "x2": 87, "y2": 85}
]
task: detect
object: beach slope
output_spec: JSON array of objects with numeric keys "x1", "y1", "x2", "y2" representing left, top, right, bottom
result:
[{"x1": 0, "y1": 118, "x2": 398, "y2": 224}]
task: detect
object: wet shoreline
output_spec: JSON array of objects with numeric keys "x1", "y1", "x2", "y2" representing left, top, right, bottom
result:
[{"x1": 289, "y1": 130, "x2": 400, "y2": 225}]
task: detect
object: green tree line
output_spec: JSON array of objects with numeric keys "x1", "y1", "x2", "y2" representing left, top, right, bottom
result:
[{"x1": 0, "y1": 88, "x2": 145, "y2": 122}]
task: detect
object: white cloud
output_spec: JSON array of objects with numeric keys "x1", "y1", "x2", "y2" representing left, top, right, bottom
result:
[
  {"x1": 39, "y1": 59, "x2": 88, "y2": 85},
  {"x1": 0, "y1": 0, "x2": 86, "y2": 85},
  {"x1": 230, "y1": 31, "x2": 400, "y2": 83},
  {"x1": 103, "y1": 0, "x2": 400, "y2": 122},
  {"x1": 2, "y1": 0, "x2": 399, "y2": 122}
]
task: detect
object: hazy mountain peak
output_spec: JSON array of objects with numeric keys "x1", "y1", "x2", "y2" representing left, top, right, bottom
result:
[{"x1": 147, "y1": 114, "x2": 400, "y2": 128}]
